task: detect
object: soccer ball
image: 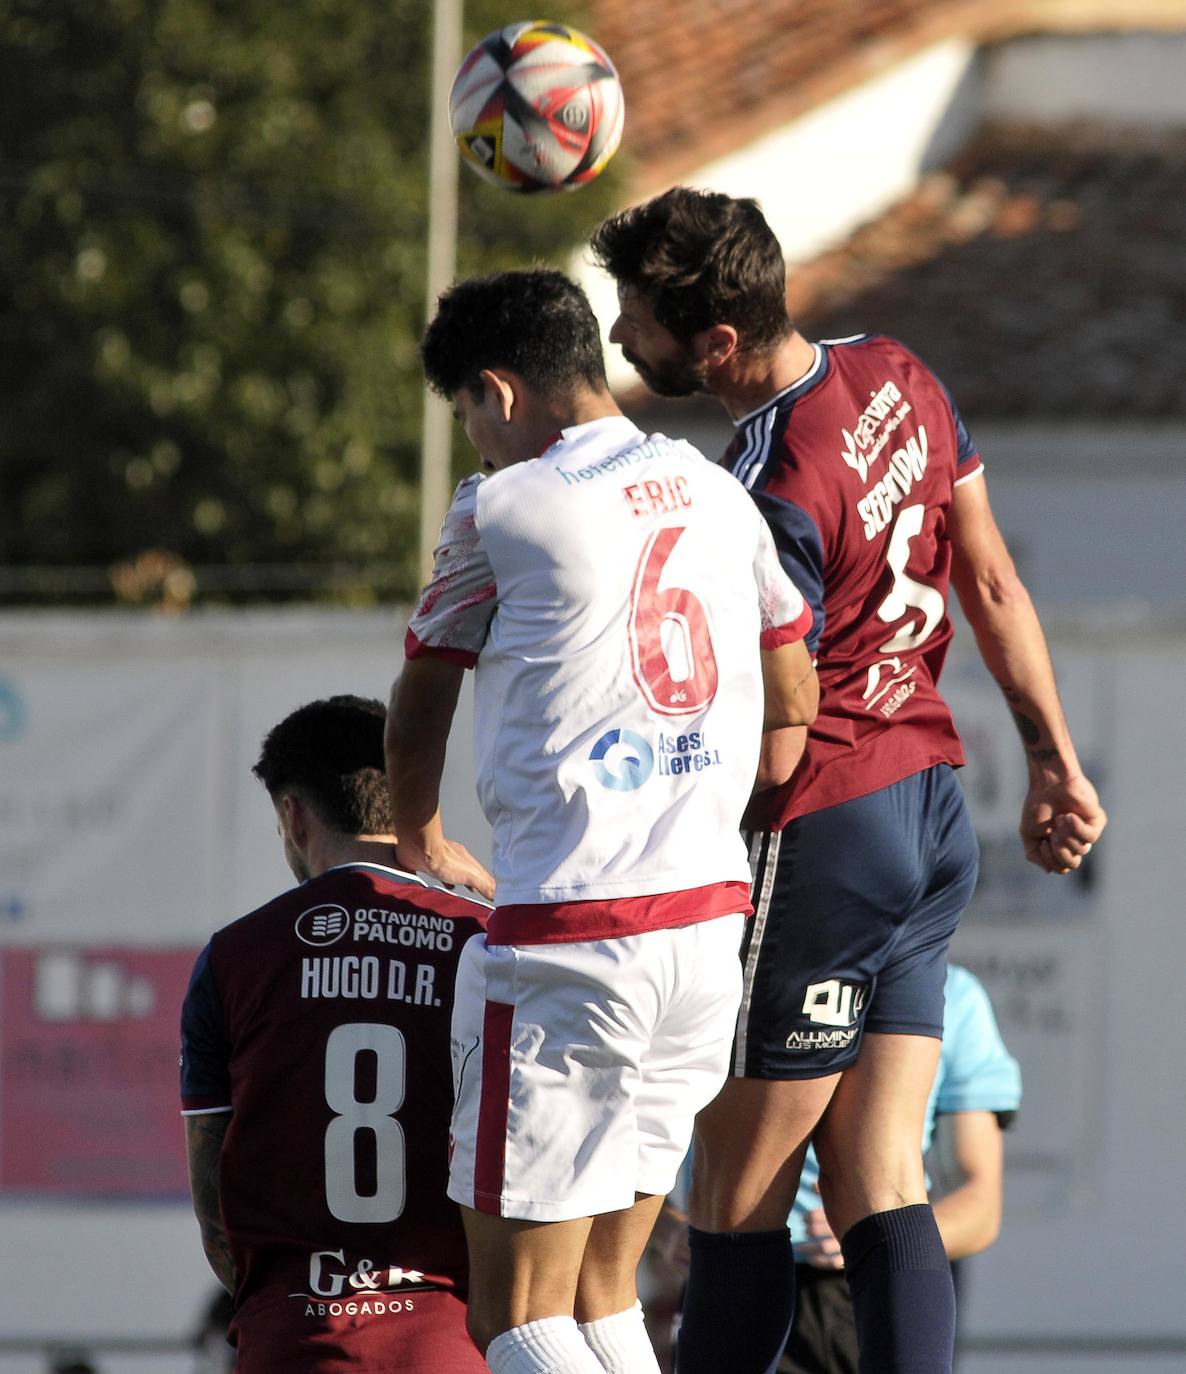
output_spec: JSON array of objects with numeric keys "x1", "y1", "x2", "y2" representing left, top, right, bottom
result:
[{"x1": 449, "y1": 20, "x2": 625, "y2": 193}]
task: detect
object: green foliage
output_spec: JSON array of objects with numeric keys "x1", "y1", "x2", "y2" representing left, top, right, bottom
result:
[{"x1": 0, "y1": 0, "x2": 623, "y2": 604}]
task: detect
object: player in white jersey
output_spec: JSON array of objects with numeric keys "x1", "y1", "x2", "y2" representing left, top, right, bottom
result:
[{"x1": 385, "y1": 269, "x2": 818, "y2": 1374}]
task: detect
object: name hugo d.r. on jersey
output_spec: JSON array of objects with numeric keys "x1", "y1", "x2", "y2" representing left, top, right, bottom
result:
[{"x1": 294, "y1": 900, "x2": 463, "y2": 1007}]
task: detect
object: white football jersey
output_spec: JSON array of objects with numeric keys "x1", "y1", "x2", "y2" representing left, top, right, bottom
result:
[{"x1": 407, "y1": 417, "x2": 810, "y2": 938}]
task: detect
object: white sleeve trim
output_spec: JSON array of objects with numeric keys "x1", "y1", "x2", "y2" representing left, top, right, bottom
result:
[{"x1": 953, "y1": 462, "x2": 985, "y2": 488}]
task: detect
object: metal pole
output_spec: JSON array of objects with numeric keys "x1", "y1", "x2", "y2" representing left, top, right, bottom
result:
[{"x1": 418, "y1": 0, "x2": 462, "y2": 588}]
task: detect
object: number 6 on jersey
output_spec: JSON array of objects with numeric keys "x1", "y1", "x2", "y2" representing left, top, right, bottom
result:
[{"x1": 628, "y1": 526, "x2": 720, "y2": 717}]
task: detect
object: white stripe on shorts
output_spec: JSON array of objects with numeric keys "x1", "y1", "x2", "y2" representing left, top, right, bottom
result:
[{"x1": 733, "y1": 830, "x2": 781, "y2": 1075}]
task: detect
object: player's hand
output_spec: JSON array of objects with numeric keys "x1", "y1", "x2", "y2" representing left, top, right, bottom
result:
[
  {"x1": 1020, "y1": 773, "x2": 1107, "y2": 875},
  {"x1": 397, "y1": 837, "x2": 496, "y2": 901},
  {"x1": 797, "y1": 1204, "x2": 844, "y2": 1270}
]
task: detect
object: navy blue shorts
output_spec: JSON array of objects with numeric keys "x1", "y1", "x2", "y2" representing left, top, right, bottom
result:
[{"x1": 733, "y1": 764, "x2": 979, "y2": 1079}]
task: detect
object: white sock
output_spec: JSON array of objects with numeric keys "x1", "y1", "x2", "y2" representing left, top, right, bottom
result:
[
  {"x1": 578, "y1": 1301, "x2": 662, "y2": 1373},
  {"x1": 486, "y1": 1315, "x2": 607, "y2": 1374}
]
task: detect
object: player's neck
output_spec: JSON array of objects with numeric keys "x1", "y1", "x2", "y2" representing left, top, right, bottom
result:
[
  {"x1": 714, "y1": 331, "x2": 817, "y2": 421},
  {"x1": 547, "y1": 387, "x2": 622, "y2": 434},
  {"x1": 509, "y1": 388, "x2": 622, "y2": 464},
  {"x1": 307, "y1": 834, "x2": 399, "y2": 878}
]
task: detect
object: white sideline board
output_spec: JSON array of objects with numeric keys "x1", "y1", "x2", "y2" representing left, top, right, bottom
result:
[{"x1": 0, "y1": 610, "x2": 1182, "y2": 1366}]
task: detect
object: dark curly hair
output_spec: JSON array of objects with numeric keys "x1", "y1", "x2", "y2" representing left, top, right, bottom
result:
[
  {"x1": 252, "y1": 695, "x2": 391, "y2": 835},
  {"x1": 590, "y1": 186, "x2": 791, "y2": 352},
  {"x1": 420, "y1": 268, "x2": 609, "y2": 400}
]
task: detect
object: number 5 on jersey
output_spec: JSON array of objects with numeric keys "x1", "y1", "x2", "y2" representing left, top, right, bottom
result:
[{"x1": 864, "y1": 502, "x2": 944, "y2": 710}]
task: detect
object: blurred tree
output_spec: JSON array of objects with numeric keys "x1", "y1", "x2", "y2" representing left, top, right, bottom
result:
[{"x1": 0, "y1": 0, "x2": 624, "y2": 604}]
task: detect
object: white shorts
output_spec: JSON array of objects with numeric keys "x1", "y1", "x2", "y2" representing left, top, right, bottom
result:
[{"x1": 447, "y1": 915, "x2": 744, "y2": 1222}]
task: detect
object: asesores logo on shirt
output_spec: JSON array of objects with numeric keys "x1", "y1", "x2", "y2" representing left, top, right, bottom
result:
[{"x1": 589, "y1": 728, "x2": 654, "y2": 791}]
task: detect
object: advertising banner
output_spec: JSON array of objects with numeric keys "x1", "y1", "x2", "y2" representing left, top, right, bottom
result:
[{"x1": 0, "y1": 946, "x2": 198, "y2": 1197}]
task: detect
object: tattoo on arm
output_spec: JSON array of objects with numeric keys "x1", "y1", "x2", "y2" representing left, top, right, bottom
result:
[
  {"x1": 791, "y1": 667, "x2": 814, "y2": 697},
  {"x1": 996, "y1": 679, "x2": 1061, "y2": 763},
  {"x1": 1007, "y1": 708, "x2": 1061, "y2": 763},
  {"x1": 1009, "y1": 709, "x2": 1040, "y2": 747},
  {"x1": 187, "y1": 1114, "x2": 237, "y2": 1294}
]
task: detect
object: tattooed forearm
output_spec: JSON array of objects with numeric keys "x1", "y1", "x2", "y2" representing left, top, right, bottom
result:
[
  {"x1": 1009, "y1": 708, "x2": 1062, "y2": 762},
  {"x1": 187, "y1": 1114, "x2": 237, "y2": 1294},
  {"x1": 201, "y1": 1223, "x2": 237, "y2": 1295},
  {"x1": 996, "y1": 676, "x2": 1062, "y2": 762},
  {"x1": 1009, "y1": 709, "x2": 1040, "y2": 747}
]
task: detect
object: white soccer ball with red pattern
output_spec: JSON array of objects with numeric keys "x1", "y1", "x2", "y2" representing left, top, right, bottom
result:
[{"x1": 449, "y1": 20, "x2": 625, "y2": 193}]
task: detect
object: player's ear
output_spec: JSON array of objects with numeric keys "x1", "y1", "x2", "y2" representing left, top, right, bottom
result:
[
  {"x1": 693, "y1": 323, "x2": 739, "y2": 367},
  {"x1": 479, "y1": 368, "x2": 517, "y2": 422},
  {"x1": 277, "y1": 793, "x2": 307, "y2": 848}
]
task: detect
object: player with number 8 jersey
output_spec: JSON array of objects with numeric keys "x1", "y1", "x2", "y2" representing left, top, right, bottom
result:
[{"x1": 180, "y1": 696, "x2": 490, "y2": 1373}]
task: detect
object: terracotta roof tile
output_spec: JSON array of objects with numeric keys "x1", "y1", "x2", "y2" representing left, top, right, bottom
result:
[
  {"x1": 591, "y1": 1, "x2": 1186, "y2": 187},
  {"x1": 792, "y1": 125, "x2": 1186, "y2": 419},
  {"x1": 595, "y1": 0, "x2": 935, "y2": 179}
]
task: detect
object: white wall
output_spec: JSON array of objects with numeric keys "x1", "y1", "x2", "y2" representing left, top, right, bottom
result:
[
  {"x1": 982, "y1": 29, "x2": 1186, "y2": 127},
  {"x1": 1, "y1": 606, "x2": 1183, "y2": 1369},
  {"x1": 945, "y1": 633, "x2": 1186, "y2": 1369}
]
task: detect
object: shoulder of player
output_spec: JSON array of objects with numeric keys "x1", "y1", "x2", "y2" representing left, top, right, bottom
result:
[
  {"x1": 436, "y1": 471, "x2": 485, "y2": 532},
  {"x1": 636, "y1": 438, "x2": 771, "y2": 531},
  {"x1": 366, "y1": 868, "x2": 491, "y2": 929},
  {"x1": 819, "y1": 331, "x2": 914, "y2": 364},
  {"x1": 480, "y1": 429, "x2": 726, "y2": 516},
  {"x1": 825, "y1": 331, "x2": 958, "y2": 403},
  {"x1": 208, "y1": 878, "x2": 313, "y2": 948},
  {"x1": 212, "y1": 868, "x2": 486, "y2": 939},
  {"x1": 454, "y1": 471, "x2": 484, "y2": 499},
  {"x1": 814, "y1": 332, "x2": 945, "y2": 394}
]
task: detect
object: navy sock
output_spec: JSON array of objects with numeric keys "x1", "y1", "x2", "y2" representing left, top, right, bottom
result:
[
  {"x1": 676, "y1": 1226, "x2": 796, "y2": 1374},
  {"x1": 840, "y1": 1204, "x2": 955, "y2": 1374}
]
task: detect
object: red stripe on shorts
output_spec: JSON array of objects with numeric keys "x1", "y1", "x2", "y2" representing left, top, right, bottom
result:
[{"x1": 473, "y1": 999, "x2": 514, "y2": 1214}]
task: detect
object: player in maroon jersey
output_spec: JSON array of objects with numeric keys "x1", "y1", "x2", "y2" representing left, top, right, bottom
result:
[
  {"x1": 180, "y1": 696, "x2": 489, "y2": 1373},
  {"x1": 591, "y1": 189, "x2": 1106, "y2": 1374}
]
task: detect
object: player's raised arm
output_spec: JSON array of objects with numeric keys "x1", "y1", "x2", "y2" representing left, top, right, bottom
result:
[
  {"x1": 385, "y1": 657, "x2": 495, "y2": 899},
  {"x1": 947, "y1": 472, "x2": 1106, "y2": 873}
]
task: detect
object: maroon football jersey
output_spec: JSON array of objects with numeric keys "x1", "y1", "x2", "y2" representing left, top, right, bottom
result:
[
  {"x1": 181, "y1": 863, "x2": 489, "y2": 1371},
  {"x1": 723, "y1": 335, "x2": 982, "y2": 827}
]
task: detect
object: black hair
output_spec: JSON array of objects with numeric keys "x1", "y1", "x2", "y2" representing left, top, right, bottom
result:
[
  {"x1": 420, "y1": 267, "x2": 609, "y2": 399},
  {"x1": 252, "y1": 695, "x2": 390, "y2": 835},
  {"x1": 590, "y1": 186, "x2": 791, "y2": 350}
]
